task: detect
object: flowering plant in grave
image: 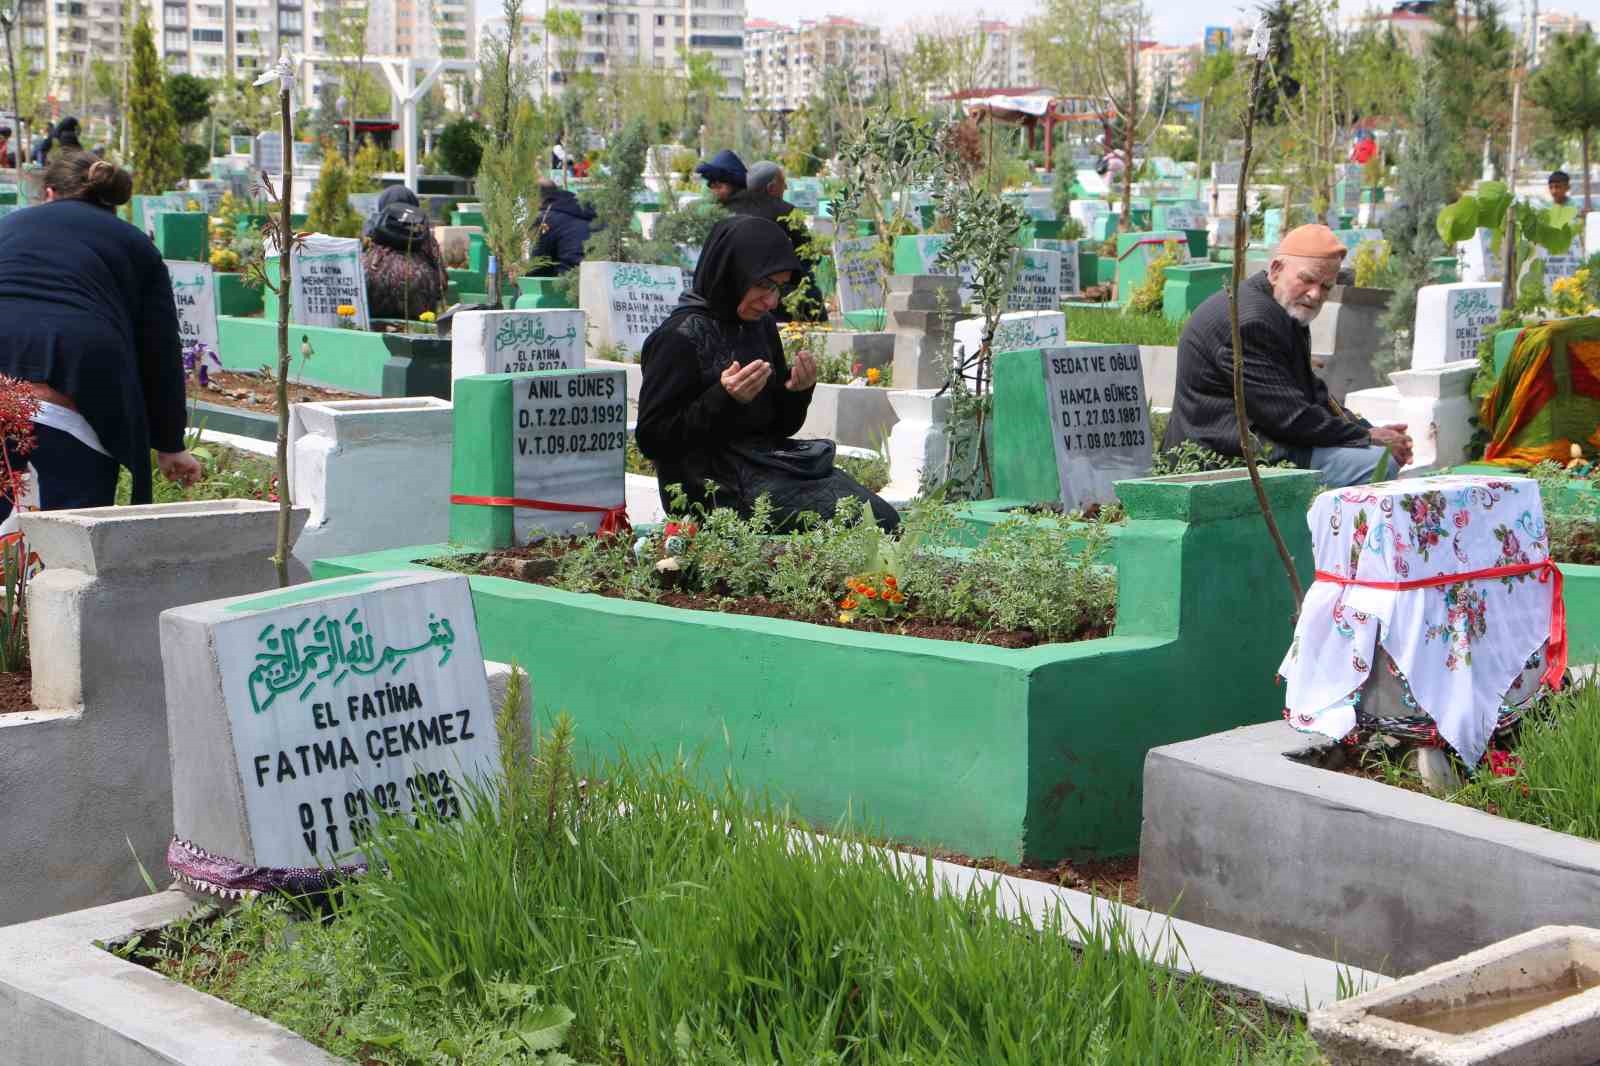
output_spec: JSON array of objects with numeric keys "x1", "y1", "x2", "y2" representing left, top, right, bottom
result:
[
  {"x1": 0, "y1": 375, "x2": 41, "y2": 673},
  {"x1": 1549, "y1": 270, "x2": 1597, "y2": 319},
  {"x1": 336, "y1": 303, "x2": 357, "y2": 328},
  {"x1": 779, "y1": 320, "x2": 850, "y2": 385},
  {"x1": 836, "y1": 572, "x2": 905, "y2": 624},
  {"x1": 182, "y1": 340, "x2": 222, "y2": 389}
]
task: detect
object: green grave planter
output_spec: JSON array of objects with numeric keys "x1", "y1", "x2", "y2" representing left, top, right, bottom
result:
[
  {"x1": 153, "y1": 212, "x2": 209, "y2": 262},
  {"x1": 513, "y1": 276, "x2": 577, "y2": 309},
  {"x1": 214, "y1": 316, "x2": 450, "y2": 398},
  {"x1": 468, "y1": 233, "x2": 488, "y2": 273},
  {"x1": 235, "y1": 214, "x2": 268, "y2": 236},
  {"x1": 813, "y1": 256, "x2": 836, "y2": 301},
  {"x1": 448, "y1": 267, "x2": 485, "y2": 295},
  {"x1": 187, "y1": 398, "x2": 277, "y2": 443},
  {"x1": 452, "y1": 210, "x2": 485, "y2": 228},
  {"x1": 214, "y1": 272, "x2": 263, "y2": 316},
  {"x1": 1077, "y1": 250, "x2": 1102, "y2": 286},
  {"x1": 1182, "y1": 228, "x2": 1208, "y2": 260},
  {"x1": 842, "y1": 308, "x2": 886, "y2": 331},
  {"x1": 314, "y1": 462, "x2": 1317, "y2": 863},
  {"x1": 1430, "y1": 256, "x2": 1460, "y2": 284},
  {"x1": 1161, "y1": 264, "x2": 1230, "y2": 324}
]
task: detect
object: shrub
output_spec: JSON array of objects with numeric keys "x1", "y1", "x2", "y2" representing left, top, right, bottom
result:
[{"x1": 435, "y1": 117, "x2": 485, "y2": 178}]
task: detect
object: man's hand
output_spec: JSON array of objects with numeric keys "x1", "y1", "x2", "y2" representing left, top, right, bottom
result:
[
  {"x1": 720, "y1": 360, "x2": 772, "y2": 403},
  {"x1": 1370, "y1": 423, "x2": 1413, "y2": 467},
  {"x1": 786, "y1": 349, "x2": 817, "y2": 392},
  {"x1": 157, "y1": 450, "x2": 204, "y2": 487}
]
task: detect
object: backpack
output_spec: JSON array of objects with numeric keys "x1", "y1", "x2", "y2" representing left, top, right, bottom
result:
[{"x1": 370, "y1": 203, "x2": 429, "y2": 251}]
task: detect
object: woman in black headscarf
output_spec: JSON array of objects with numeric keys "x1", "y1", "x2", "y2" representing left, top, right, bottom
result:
[
  {"x1": 361, "y1": 184, "x2": 447, "y2": 320},
  {"x1": 636, "y1": 216, "x2": 899, "y2": 531}
]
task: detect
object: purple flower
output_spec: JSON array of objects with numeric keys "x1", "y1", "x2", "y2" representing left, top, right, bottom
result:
[{"x1": 182, "y1": 341, "x2": 221, "y2": 388}]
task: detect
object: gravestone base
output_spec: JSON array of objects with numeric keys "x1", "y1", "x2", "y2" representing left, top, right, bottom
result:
[
  {"x1": 1308, "y1": 285, "x2": 1392, "y2": 404},
  {"x1": 798, "y1": 384, "x2": 896, "y2": 450},
  {"x1": 887, "y1": 275, "x2": 962, "y2": 391},
  {"x1": 821, "y1": 330, "x2": 895, "y2": 371},
  {"x1": 1343, "y1": 361, "x2": 1479, "y2": 472},
  {"x1": 289, "y1": 398, "x2": 454, "y2": 568},
  {"x1": 1, "y1": 501, "x2": 306, "y2": 926},
  {"x1": 882, "y1": 389, "x2": 951, "y2": 503}
]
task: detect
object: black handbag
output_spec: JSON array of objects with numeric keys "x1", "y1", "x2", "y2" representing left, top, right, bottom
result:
[
  {"x1": 370, "y1": 204, "x2": 430, "y2": 251},
  {"x1": 726, "y1": 438, "x2": 836, "y2": 480}
]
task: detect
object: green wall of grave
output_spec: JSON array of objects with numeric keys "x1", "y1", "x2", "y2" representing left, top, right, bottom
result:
[
  {"x1": 216, "y1": 316, "x2": 451, "y2": 398},
  {"x1": 314, "y1": 467, "x2": 1318, "y2": 863}
]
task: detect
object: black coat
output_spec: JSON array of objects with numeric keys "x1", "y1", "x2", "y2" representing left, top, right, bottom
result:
[
  {"x1": 530, "y1": 190, "x2": 596, "y2": 277},
  {"x1": 725, "y1": 189, "x2": 828, "y2": 323},
  {"x1": 1162, "y1": 271, "x2": 1369, "y2": 466},
  {"x1": 0, "y1": 199, "x2": 184, "y2": 502}
]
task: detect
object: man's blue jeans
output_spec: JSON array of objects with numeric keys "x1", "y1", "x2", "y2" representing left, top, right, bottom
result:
[{"x1": 1309, "y1": 444, "x2": 1390, "y2": 488}]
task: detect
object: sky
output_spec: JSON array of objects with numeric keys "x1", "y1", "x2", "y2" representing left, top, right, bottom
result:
[{"x1": 744, "y1": 0, "x2": 1600, "y2": 49}]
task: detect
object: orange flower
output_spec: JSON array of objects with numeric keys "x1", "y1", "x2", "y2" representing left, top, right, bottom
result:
[
  {"x1": 840, "y1": 596, "x2": 858, "y2": 610},
  {"x1": 861, "y1": 587, "x2": 877, "y2": 599},
  {"x1": 883, "y1": 575, "x2": 897, "y2": 589},
  {"x1": 866, "y1": 367, "x2": 882, "y2": 384}
]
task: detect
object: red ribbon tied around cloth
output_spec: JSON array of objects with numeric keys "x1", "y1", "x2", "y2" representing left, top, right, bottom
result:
[
  {"x1": 1312, "y1": 560, "x2": 1568, "y2": 691},
  {"x1": 449, "y1": 494, "x2": 632, "y2": 537}
]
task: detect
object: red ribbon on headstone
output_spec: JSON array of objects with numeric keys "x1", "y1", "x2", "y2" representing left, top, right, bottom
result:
[
  {"x1": 449, "y1": 494, "x2": 631, "y2": 537},
  {"x1": 1312, "y1": 560, "x2": 1567, "y2": 691}
]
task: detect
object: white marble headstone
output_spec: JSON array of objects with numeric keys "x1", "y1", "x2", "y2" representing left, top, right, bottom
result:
[
  {"x1": 954, "y1": 311, "x2": 1067, "y2": 386},
  {"x1": 1538, "y1": 235, "x2": 1584, "y2": 282},
  {"x1": 279, "y1": 234, "x2": 371, "y2": 329},
  {"x1": 451, "y1": 309, "x2": 587, "y2": 383},
  {"x1": 579, "y1": 261, "x2": 684, "y2": 357},
  {"x1": 163, "y1": 571, "x2": 499, "y2": 870},
  {"x1": 1041, "y1": 345, "x2": 1153, "y2": 509},
  {"x1": 1411, "y1": 282, "x2": 1501, "y2": 369},
  {"x1": 511, "y1": 368, "x2": 628, "y2": 540},
  {"x1": 1163, "y1": 202, "x2": 1208, "y2": 231},
  {"x1": 1033, "y1": 239, "x2": 1080, "y2": 294},
  {"x1": 167, "y1": 261, "x2": 219, "y2": 355},
  {"x1": 1455, "y1": 228, "x2": 1503, "y2": 284},
  {"x1": 1007, "y1": 249, "x2": 1064, "y2": 311},
  {"x1": 833, "y1": 236, "x2": 886, "y2": 313}
]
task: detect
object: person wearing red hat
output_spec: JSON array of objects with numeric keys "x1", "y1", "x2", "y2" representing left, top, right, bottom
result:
[{"x1": 1161, "y1": 223, "x2": 1412, "y2": 487}]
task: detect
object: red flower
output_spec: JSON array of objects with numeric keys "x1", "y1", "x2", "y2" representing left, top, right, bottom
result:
[{"x1": 1488, "y1": 749, "x2": 1522, "y2": 778}]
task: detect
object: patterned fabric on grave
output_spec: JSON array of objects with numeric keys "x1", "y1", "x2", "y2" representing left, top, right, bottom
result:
[
  {"x1": 1279, "y1": 475, "x2": 1565, "y2": 767},
  {"x1": 1480, "y1": 317, "x2": 1600, "y2": 468}
]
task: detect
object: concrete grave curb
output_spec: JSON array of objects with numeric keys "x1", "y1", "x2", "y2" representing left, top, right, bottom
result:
[
  {"x1": 0, "y1": 842, "x2": 1381, "y2": 1066},
  {"x1": 1142, "y1": 720, "x2": 1600, "y2": 976}
]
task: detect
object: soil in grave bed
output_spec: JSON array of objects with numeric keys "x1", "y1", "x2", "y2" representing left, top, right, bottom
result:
[
  {"x1": 188, "y1": 370, "x2": 366, "y2": 412},
  {"x1": 0, "y1": 666, "x2": 33, "y2": 714},
  {"x1": 436, "y1": 541, "x2": 1111, "y2": 649}
]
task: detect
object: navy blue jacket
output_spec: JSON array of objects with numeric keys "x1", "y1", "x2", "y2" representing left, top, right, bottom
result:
[
  {"x1": 0, "y1": 198, "x2": 184, "y2": 503},
  {"x1": 531, "y1": 190, "x2": 596, "y2": 276}
]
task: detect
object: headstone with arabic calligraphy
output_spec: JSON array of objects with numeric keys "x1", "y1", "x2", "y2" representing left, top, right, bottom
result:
[
  {"x1": 451, "y1": 309, "x2": 587, "y2": 384},
  {"x1": 579, "y1": 260, "x2": 684, "y2": 358},
  {"x1": 1040, "y1": 345, "x2": 1153, "y2": 509},
  {"x1": 1006, "y1": 249, "x2": 1063, "y2": 311},
  {"x1": 510, "y1": 368, "x2": 628, "y2": 541},
  {"x1": 162, "y1": 571, "x2": 500, "y2": 875},
  {"x1": 953, "y1": 311, "x2": 1066, "y2": 387},
  {"x1": 1033, "y1": 239, "x2": 1080, "y2": 294},
  {"x1": 833, "y1": 236, "x2": 886, "y2": 313},
  {"x1": 136, "y1": 193, "x2": 189, "y2": 238},
  {"x1": 167, "y1": 260, "x2": 219, "y2": 356},
  {"x1": 1411, "y1": 282, "x2": 1502, "y2": 369}
]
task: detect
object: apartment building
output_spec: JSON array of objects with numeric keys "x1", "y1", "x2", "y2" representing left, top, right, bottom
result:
[
  {"x1": 543, "y1": 0, "x2": 745, "y2": 99},
  {"x1": 745, "y1": 15, "x2": 883, "y2": 113},
  {"x1": 974, "y1": 19, "x2": 1030, "y2": 88},
  {"x1": 1136, "y1": 42, "x2": 1199, "y2": 89},
  {"x1": 1532, "y1": 9, "x2": 1593, "y2": 64}
]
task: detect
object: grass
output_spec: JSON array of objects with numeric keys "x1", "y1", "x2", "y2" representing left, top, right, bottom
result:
[
  {"x1": 114, "y1": 441, "x2": 275, "y2": 506},
  {"x1": 1449, "y1": 682, "x2": 1600, "y2": 840},
  {"x1": 139, "y1": 720, "x2": 1321, "y2": 1065},
  {"x1": 1067, "y1": 306, "x2": 1184, "y2": 348}
]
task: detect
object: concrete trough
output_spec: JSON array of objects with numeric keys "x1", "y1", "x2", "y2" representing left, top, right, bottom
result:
[
  {"x1": 1311, "y1": 926, "x2": 1600, "y2": 1066},
  {"x1": 1141, "y1": 721, "x2": 1600, "y2": 977}
]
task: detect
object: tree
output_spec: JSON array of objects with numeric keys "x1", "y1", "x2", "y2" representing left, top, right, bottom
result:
[
  {"x1": 128, "y1": 8, "x2": 183, "y2": 194},
  {"x1": 323, "y1": 1, "x2": 376, "y2": 160},
  {"x1": 582, "y1": 117, "x2": 651, "y2": 265},
  {"x1": 305, "y1": 147, "x2": 361, "y2": 236},
  {"x1": 436, "y1": 116, "x2": 485, "y2": 177},
  {"x1": 1427, "y1": 0, "x2": 1513, "y2": 186},
  {"x1": 166, "y1": 74, "x2": 212, "y2": 136},
  {"x1": 680, "y1": 49, "x2": 724, "y2": 140},
  {"x1": 1530, "y1": 30, "x2": 1600, "y2": 213},
  {"x1": 477, "y1": 0, "x2": 548, "y2": 287}
]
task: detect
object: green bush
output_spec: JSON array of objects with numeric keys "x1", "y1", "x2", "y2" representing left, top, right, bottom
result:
[
  {"x1": 435, "y1": 117, "x2": 485, "y2": 178},
  {"x1": 180, "y1": 142, "x2": 209, "y2": 179}
]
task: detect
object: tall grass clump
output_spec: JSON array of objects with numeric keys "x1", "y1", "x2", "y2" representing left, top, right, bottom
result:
[
  {"x1": 1068, "y1": 305, "x2": 1184, "y2": 347},
  {"x1": 1453, "y1": 682, "x2": 1600, "y2": 840},
  {"x1": 150, "y1": 703, "x2": 1318, "y2": 1063}
]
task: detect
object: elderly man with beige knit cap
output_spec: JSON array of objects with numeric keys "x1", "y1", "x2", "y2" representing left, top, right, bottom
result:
[{"x1": 1161, "y1": 223, "x2": 1412, "y2": 487}]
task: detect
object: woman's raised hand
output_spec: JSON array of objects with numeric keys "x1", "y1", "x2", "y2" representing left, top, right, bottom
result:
[
  {"x1": 786, "y1": 350, "x2": 817, "y2": 392},
  {"x1": 720, "y1": 359, "x2": 772, "y2": 403}
]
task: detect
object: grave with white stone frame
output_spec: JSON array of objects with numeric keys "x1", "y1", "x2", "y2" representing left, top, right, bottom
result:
[
  {"x1": 449, "y1": 369, "x2": 630, "y2": 548},
  {"x1": 578, "y1": 261, "x2": 685, "y2": 358},
  {"x1": 162, "y1": 571, "x2": 501, "y2": 890},
  {"x1": 834, "y1": 236, "x2": 887, "y2": 314},
  {"x1": 166, "y1": 260, "x2": 219, "y2": 355},
  {"x1": 450, "y1": 309, "x2": 587, "y2": 384},
  {"x1": 1341, "y1": 281, "x2": 1499, "y2": 472}
]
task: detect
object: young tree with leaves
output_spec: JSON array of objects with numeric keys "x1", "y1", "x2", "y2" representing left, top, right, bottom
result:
[
  {"x1": 128, "y1": 8, "x2": 183, "y2": 194},
  {"x1": 305, "y1": 147, "x2": 361, "y2": 236},
  {"x1": 1428, "y1": 0, "x2": 1513, "y2": 187},
  {"x1": 1529, "y1": 30, "x2": 1600, "y2": 215},
  {"x1": 477, "y1": 0, "x2": 547, "y2": 288}
]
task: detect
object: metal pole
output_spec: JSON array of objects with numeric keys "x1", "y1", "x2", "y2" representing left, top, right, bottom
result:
[{"x1": 1503, "y1": 74, "x2": 1522, "y2": 308}]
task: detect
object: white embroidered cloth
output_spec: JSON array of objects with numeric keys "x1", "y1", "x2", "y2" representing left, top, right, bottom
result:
[{"x1": 1279, "y1": 474, "x2": 1561, "y2": 766}]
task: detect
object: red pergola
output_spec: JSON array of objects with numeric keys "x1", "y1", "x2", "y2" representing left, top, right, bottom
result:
[{"x1": 947, "y1": 88, "x2": 1115, "y2": 172}]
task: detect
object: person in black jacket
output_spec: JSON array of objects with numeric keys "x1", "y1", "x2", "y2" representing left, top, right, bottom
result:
[
  {"x1": 636, "y1": 215, "x2": 896, "y2": 529},
  {"x1": 724, "y1": 160, "x2": 827, "y2": 323},
  {"x1": 1161, "y1": 223, "x2": 1411, "y2": 487},
  {"x1": 530, "y1": 178, "x2": 595, "y2": 276},
  {"x1": 54, "y1": 116, "x2": 81, "y2": 151},
  {"x1": 0, "y1": 151, "x2": 198, "y2": 517}
]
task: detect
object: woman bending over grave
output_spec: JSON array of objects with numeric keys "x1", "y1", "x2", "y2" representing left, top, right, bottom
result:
[
  {"x1": 362, "y1": 185, "x2": 446, "y2": 321},
  {"x1": 636, "y1": 216, "x2": 899, "y2": 531},
  {"x1": 0, "y1": 150, "x2": 199, "y2": 519}
]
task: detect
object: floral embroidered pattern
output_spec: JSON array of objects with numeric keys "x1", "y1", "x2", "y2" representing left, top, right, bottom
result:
[
  {"x1": 1402, "y1": 490, "x2": 1448, "y2": 559},
  {"x1": 1423, "y1": 581, "x2": 1488, "y2": 670},
  {"x1": 1349, "y1": 508, "x2": 1369, "y2": 574}
]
